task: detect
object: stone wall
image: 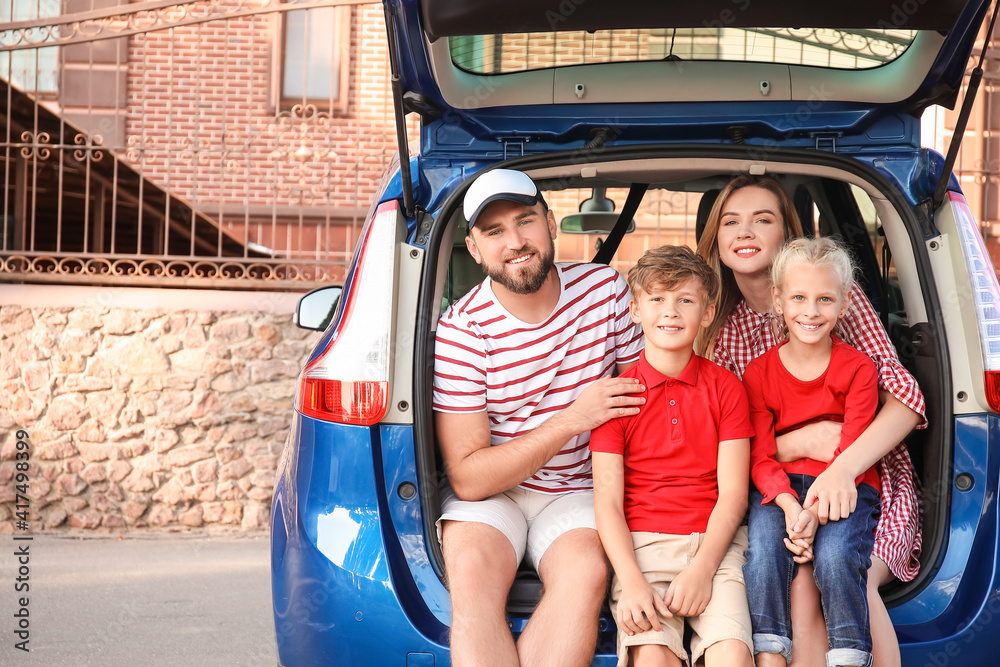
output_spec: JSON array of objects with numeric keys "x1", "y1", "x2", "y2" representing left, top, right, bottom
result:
[{"x1": 0, "y1": 286, "x2": 320, "y2": 533}]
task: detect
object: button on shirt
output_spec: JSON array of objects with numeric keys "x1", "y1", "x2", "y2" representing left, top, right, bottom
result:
[{"x1": 590, "y1": 351, "x2": 753, "y2": 535}]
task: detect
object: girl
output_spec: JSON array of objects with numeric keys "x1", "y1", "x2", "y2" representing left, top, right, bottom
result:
[
  {"x1": 743, "y1": 237, "x2": 881, "y2": 667},
  {"x1": 695, "y1": 175, "x2": 925, "y2": 667}
]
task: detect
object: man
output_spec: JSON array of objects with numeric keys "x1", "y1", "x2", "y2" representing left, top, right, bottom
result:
[{"x1": 433, "y1": 169, "x2": 646, "y2": 666}]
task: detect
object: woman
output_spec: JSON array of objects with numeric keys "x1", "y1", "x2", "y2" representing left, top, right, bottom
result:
[{"x1": 695, "y1": 174, "x2": 925, "y2": 667}]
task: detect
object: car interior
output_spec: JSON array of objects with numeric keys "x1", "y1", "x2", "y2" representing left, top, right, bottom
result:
[{"x1": 423, "y1": 155, "x2": 949, "y2": 619}]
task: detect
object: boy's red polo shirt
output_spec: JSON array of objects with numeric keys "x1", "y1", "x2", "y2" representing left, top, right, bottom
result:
[{"x1": 590, "y1": 351, "x2": 752, "y2": 535}]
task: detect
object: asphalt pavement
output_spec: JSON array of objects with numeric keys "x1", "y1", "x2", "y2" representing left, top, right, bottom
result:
[{"x1": 0, "y1": 533, "x2": 275, "y2": 666}]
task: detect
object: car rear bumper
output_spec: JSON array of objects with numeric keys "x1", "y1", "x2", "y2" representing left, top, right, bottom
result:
[
  {"x1": 895, "y1": 414, "x2": 1000, "y2": 664},
  {"x1": 270, "y1": 414, "x2": 449, "y2": 665}
]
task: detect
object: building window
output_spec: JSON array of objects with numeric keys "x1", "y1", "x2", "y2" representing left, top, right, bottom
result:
[
  {"x1": 278, "y1": 5, "x2": 351, "y2": 111},
  {"x1": 0, "y1": 0, "x2": 60, "y2": 95}
]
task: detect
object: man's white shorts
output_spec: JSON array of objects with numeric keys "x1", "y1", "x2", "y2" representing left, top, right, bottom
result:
[{"x1": 436, "y1": 485, "x2": 598, "y2": 571}]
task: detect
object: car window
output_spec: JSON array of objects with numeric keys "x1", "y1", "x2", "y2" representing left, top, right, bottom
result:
[
  {"x1": 451, "y1": 28, "x2": 917, "y2": 75},
  {"x1": 545, "y1": 187, "x2": 704, "y2": 275}
]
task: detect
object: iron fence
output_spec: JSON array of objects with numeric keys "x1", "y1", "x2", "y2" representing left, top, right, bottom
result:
[{"x1": 0, "y1": 0, "x2": 395, "y2": 290}]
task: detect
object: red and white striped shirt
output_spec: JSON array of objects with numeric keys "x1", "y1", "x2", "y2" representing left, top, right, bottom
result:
[
  {"x1": 711, "y1": 289, "x2": 926, "y2": 581},
  {"x1": 433, "y1": 263, "x2": 643, "y2": 493}
]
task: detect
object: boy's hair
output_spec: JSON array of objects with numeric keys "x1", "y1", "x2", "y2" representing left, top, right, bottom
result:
[
  {"x1": 627, "y1": 245, "x2": 720, "y2": 303},
  {"x1": 770, "y1": 237, "x2": 855, "y2": 296}
]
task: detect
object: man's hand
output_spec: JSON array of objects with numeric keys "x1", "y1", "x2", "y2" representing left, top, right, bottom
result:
[
  {"x1": 803, "y1": 463, "x2": 858, "y2": 524},
  {"x1": 616, "y1": 579, "x2": 672, "y2": 636},
  {"x1": 775, "y1": 421, "x2": 841, "y2": 463},
  {"x1": 663, "y1": 564, "x2": 713, "y2": 618},
  {"x1": 562, "y1": 376, "x2": 645, "y2": 432}
]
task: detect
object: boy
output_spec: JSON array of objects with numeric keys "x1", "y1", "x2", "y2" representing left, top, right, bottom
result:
[{"x1": 591, "y1": 245, "x2": 754, "y2": 667}]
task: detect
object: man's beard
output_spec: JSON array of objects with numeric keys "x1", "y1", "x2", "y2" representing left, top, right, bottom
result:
[{"x1": 483, "y1": 241, "x2": 556, "y2": 295}]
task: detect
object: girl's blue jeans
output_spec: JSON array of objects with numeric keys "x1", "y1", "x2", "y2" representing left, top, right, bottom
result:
[{"x1": 743, "y1": 474, "x2": 880, "y2": 667}]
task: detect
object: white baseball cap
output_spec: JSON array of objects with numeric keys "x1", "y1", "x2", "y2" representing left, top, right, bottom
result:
[{"x1": 463, "y1": 169, "x2": 541, "y2": 230}]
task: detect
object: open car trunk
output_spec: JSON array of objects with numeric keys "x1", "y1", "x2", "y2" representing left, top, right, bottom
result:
[
  {"x1": 386, "y1": 0, "x2": 991, "y2": 161},
  {"x1": 413, "y1": 145, "x2": 951, "y2": 626}
]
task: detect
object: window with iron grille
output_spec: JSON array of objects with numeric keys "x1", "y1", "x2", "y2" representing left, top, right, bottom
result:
[
  {"x1": 0, "y1": 0, "x2": 59, "y2": 95},
  {"x1": 277, "y1": 5, "x2": 351, "y2": 112}
]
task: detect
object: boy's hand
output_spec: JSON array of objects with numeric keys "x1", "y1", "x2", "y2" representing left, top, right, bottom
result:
[
  {"x1": 663, "y1": 564, "x2": 713, "y2": 617},
  {"x1": 616, "y1": 579, "x2": 671, "y2": 635}
]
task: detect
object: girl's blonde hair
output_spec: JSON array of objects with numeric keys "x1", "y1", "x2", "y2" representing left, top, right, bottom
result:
[
  {"x1": 771, "y1": 236, "x2": 856, "y2": 342},
  {"x1": 695, "y1": 174, "x2": 805, "y2": 356},
  {"x1": 771, "y1": 237, "x2": 855, "y2": 295}
]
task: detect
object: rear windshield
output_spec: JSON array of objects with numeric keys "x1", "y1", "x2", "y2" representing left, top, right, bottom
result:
[{"x1": 450, "y1": 28, "x2": 916, "y2": 74}]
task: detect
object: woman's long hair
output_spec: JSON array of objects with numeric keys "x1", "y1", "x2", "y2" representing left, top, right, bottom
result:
[{"x1": 694, "y1": 174, "x2": 805, "y2": 357}]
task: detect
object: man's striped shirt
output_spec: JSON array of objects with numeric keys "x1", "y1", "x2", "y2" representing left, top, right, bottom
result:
[{"x1": 433, "y1": 262, "x2": 643, "y2": 493}]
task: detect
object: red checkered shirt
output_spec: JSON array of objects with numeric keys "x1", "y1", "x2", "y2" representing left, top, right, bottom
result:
[{"x1": 711, "y1": 290, "x2": 925, "y2": 581}]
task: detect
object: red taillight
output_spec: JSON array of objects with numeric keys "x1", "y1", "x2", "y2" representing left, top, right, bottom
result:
[
  {"x1": 949, "y1": 192, "x2": 1000, "y2": 412},
  {"x1": 985, "y1": 372, "x2": 1000, "y2": 412},
  {"x1": 295, "y1": 200, "x2": 399, "y2": 425},
  {"x1": 298, "y1": 379, "x2": 388, "y2": 426}
]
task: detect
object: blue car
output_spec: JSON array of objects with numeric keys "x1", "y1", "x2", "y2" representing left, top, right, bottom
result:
[{"x1": 271, "y1": 1, "x2": 1000, "y2": 664}]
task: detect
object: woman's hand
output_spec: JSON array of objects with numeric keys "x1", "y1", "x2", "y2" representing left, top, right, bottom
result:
[
  {"x1": 803, "y1": 461, "x2": 858, "y2": 524},
  {"x1": 775, "y1": 421, "x2": 841, "y2": 463}
]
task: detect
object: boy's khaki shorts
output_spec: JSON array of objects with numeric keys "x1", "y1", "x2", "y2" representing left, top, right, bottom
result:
[{"x1": 610, "y1": 526, "x2": 752, "y2": 667}]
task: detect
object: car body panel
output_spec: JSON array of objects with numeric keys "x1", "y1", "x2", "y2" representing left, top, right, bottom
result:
[
  {"x1": 379, "y1": 422, "x2": 451, "y2": 626},
  {"x1": 421, "y1": 103, "x2": 929, "y2": 159},
  {"x1": 273, "y1": 390, "x2": 1000, "y2": 663},
  {"x1": 892, "y1": 415, "x2": 992, "y2": 628},
  {"x1": 388, "y1": 0, "x2": 991, "y2": 154},
  {"x1": 271, "y1": 415, "x2": 450, "y2": 666},
  {"x1": 928, "y1": 205, "x2": 994, "y2": 416},
  {"x1": 896, "y1": 416, "x2": 1000, "y2": 666}
]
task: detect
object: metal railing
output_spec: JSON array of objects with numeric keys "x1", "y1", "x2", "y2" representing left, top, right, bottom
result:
[{"x1": 0, "y1": 0, "x2": 397, "y2": 290}]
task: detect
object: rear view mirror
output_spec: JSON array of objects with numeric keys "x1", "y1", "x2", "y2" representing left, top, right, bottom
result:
[
  {"x1": 296, "y1": 286, "x2": 343, "y2": 331},
  {"x1": 558, "y1": 187, "x2": 636, "y2": 234},
  {"x1": 559, "y1": 212, "x2": 636, "y2": 234}
]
